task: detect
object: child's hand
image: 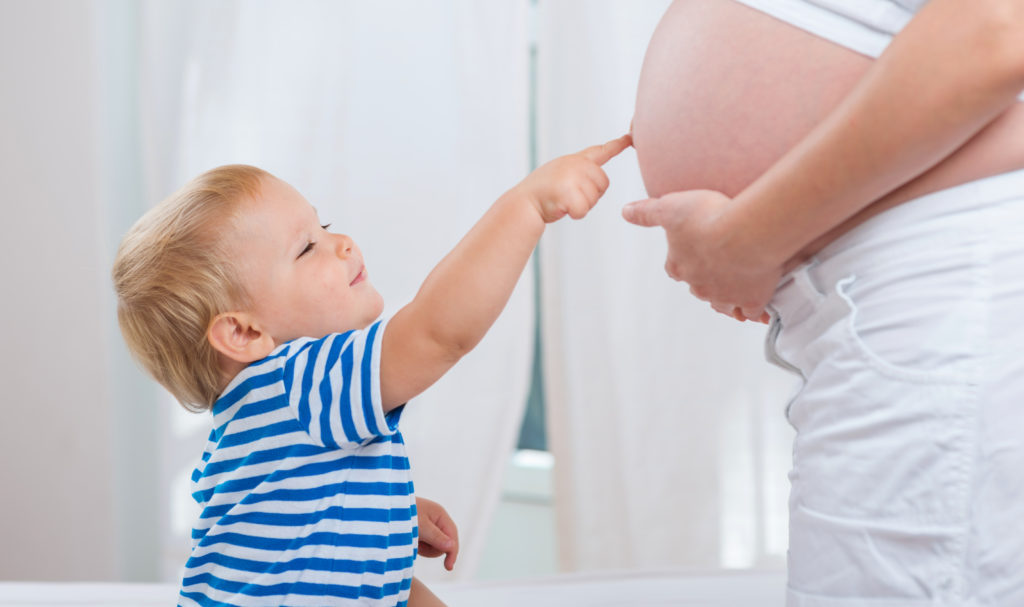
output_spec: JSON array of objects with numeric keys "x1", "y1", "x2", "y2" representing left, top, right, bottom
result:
[
  {"x1": 416, "y1": 497, "x2": 460, "y2": 571},
  {"x1": 515, "y1": 134, "x2": 632, "y2": 223}
]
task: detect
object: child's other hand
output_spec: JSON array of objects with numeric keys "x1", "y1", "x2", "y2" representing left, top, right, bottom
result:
[
  {"x1": 416, "y1": 497, "x2": 460, "y2": 571},
  {"x1": 516, "y1": 134, "x2": 632, "y2": 223}
]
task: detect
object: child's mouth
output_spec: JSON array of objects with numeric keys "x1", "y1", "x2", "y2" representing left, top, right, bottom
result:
[{"x1": 350, "y1": 267, "x2": 366, "y2": 286}]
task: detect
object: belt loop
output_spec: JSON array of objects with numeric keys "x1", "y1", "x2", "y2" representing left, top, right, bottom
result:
[
  {"x1": 767, "y1": 259, "x2": 824, "y2": 321},
  {"x1": 793, "y1": 257, "x2": 826, "y2": 301}
]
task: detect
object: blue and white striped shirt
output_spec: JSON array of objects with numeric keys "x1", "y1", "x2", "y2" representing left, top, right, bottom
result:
[{"x1": 179, "y1": 320, "x2": 418, "y2": 607}]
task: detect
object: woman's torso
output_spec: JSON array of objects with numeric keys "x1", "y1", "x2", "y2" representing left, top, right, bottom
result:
[{"x1": 632, "y1": 0, "x2": 1024, "y2": 252}]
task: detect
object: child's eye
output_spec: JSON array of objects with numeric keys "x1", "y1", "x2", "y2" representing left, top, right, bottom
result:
[
  {"x1": 298, "y1": 241, "x2": 315, "y2": 258},
  {"x1": 321, "y1": 223, "x2": 332, "y2": 231}
]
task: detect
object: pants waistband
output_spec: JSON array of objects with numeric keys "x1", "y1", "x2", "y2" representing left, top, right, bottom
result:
[{"x1": 773, "y1": 167, "x2": 1024, "y2": 314}]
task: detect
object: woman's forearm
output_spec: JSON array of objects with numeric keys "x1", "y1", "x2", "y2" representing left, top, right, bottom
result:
[{"x1": 724, "y1": 0, "x2": 1024, "y2": 266}]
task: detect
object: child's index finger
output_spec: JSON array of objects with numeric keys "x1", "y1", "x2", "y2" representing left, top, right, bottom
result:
[{"x1": 580, "y1": 134, "x2": 633, "y2": 165}]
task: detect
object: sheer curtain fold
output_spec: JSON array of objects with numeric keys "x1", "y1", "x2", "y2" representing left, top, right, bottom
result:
[
  {"x1": 138, "y1": 0, "x2": 532, "y2": 582},
  {"x1": 536, "y1": 0, "x2": 797, "y2": 573}
]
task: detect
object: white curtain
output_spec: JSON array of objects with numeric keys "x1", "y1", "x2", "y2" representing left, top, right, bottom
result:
[
  {"x1": 137, "y1": 0, "x2": 533, "y2": 582},
  {"x1": 536, "y1": 0, "x2": 799, "y2": 572},
  {"x1": 0, "y1": 0, "x2": 122, "y2": 582}
]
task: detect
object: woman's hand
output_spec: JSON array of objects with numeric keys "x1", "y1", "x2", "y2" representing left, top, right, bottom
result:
[
  {"x1": 622, "y1": 190, "x2": 780, "y2": 323},
  {"x1": 416, "y1": 497, "x2": 460, "y2": 571}
]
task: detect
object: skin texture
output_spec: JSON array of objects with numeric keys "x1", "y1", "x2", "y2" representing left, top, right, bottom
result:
[{"x1": 624, "y1": 0, "x2": 1024, "y2": 321}]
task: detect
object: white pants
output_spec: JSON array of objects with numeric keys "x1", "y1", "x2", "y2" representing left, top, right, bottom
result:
[{"x1": 767, "y1": 169, "x2": 1024, "y2": 607}]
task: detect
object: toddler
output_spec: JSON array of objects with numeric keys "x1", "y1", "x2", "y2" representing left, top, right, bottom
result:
[{"x1": 112, "y1": 134, "x2": 631, "y2": 606}]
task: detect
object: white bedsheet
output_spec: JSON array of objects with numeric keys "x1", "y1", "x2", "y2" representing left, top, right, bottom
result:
[
  {"x1": 0, "y1": 569, "x2": 786, "y2": 606},
  {"x1": 438, "y1": 569, "x2": 786, "y2": 606}
]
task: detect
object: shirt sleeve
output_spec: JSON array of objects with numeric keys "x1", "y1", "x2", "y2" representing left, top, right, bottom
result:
[{"x1": 280, "y1": 319, "x2": 399, "y2": 449}]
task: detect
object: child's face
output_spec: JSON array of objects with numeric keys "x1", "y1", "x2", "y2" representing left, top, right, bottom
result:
[{"x1": 228, "y1": 177, "x2": 384, "y2": 345}]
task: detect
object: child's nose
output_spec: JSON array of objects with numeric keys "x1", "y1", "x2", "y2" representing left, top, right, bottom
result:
[{"x1": 334, "y1": 234, "x2": 354, "y2": 258}]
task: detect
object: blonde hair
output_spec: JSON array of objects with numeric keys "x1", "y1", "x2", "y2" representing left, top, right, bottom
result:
[{"x1": 112, "y1": 165, "x2": 272, "y2": 412}]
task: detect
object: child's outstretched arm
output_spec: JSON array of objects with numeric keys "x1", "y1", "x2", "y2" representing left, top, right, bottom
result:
[{"x1": 381, "y1": 135, "x2": 631, "y2": 410}]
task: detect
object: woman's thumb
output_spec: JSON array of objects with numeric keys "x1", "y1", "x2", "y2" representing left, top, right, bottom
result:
[{"x1": 621, "y1": 198, "x2": 661, "y2": 227}]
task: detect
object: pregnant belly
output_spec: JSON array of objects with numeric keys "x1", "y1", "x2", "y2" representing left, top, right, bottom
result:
[{"x1": 634, "y1": 0, "x2": 1024, "y2": 207}]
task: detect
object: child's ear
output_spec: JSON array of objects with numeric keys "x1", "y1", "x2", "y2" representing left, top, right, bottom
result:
[{"x1": 207, "y1": 312, "x2": 276, "y2": 364}]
